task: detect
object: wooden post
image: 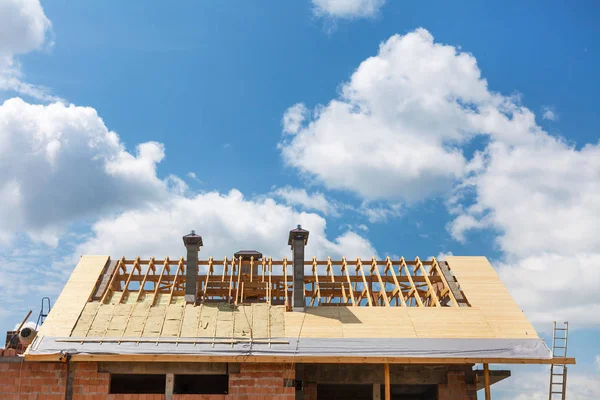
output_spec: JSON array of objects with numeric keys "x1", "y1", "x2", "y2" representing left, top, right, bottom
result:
[
  {"x1": 483, "y1": 363, "x2": 491, "y2": 400},
  {"x1": 165, "y1": 373, "x2": 174, "y2": 400},
  {"x1": 384, "y1": 363, "x2": 391, "y2": 400},
  {"x1": 373, "y1": 383, "x2": 381, "y2": 400}
]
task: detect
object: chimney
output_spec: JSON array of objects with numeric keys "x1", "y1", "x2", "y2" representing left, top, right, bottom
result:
[
  {"x1": 234, "y1": 250, "x2": 263, "y2": 276},
  {"x1": 288, "y1": 225, "x2": 309, "y2": 312},
  {"x1": 183, "y1": 230, "x2": 203, "y2": 304}
]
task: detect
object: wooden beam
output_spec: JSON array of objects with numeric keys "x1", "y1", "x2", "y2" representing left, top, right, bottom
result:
[
  {"x1": 371, "y1": 257, "x2": 390, "y2": 307},
  {"x1": 356, "y1": 258, "x2": 373, "y2": 307},
  {"x1": 384, "y1": 257, "x2": 406, "y2": 307},
  {"x1": 135, "y1": 257, "x2": 155, "y2": 302},
  {"x1": 151, "y1": 258, "x2": 170, "y2": 307},
  {"x1": 168, "y1": 258, "x2": 184, "y2": 305},
  {"x1": 384, "y1": 363, "x2": 390, "y2": 400},
  {"x1": 101, "y1": 257, "x2": 126, "y2": 304},
  {"x1": 484, "y1": 363, "x2": 491, "y2": 400},
  {"x1": 430, "y1": 257, "x2": 458, "y2": 307},
  {"x1": 400, "y1": 257, "x2": 423, "y2": 307},
  {"x1": 414, "y1": 257, "x2": 440, "y2": 307},
  {"x1": 24, "y1": 353, "x2": 577, "y2": 365},
  {"x1": 341, "y1": 257, "x2": 356, "y2": 306},
  {"x1": 118, "y1": 257, "x2": 140, "y2": 304}
]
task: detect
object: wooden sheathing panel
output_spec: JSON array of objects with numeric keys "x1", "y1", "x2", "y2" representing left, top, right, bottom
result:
[
  {"x1": 340, "y1": 308, "x2": 416, "y2": 338},
  {"x1": 35, "y1": 255, "x2": 109, "y2": 338},
  {"x1": 70, "y1": 303, "x2": 100, "y2": 337},
  {"x1": 105, "y1": 304, "x2": 133, "y2": 337},
  {"x1": 161, "y1": 304, "x2": 185, "y2": 337},
  {"x1": 407, "y1": 308, "x2": 495, "y2": 338},
  {"x1": 142, "y1": 305, "x2": 167, "y2": 337},
  {"x1": 269, "y1": 305, "x2": 285, "y2": 337},
  {"x1": 445, "y1": 256, "x2": 538, "y2": 339},
  {"x1": 251, "y1": 303, "x2": 270, "y2": 338},
  {"x1": 285, "y1": 308, "x2": 343, "y2": 338},
  {"x1": 216, "y1": 308, "x2": 234, "y2": 338},
  {"x1": 86, "y1": 304, "x2": 116, "y2": 337},
  {"x1": 233, "y1": 305, "x2": 253, "y2": 339},
  {"x1": 123, "y1": 303, "x2": 151, "y2": 337},
  {"x1": 179, "y1": 304, "x2": 201, "y2": 337},
  {"x1": 197, "y1": 305, "x2": 218, "y2": 338}
]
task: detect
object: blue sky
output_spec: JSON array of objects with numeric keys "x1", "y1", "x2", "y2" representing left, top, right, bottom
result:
[{"x1": 0, "y1": 0, "x2": 599, "y2": 398}]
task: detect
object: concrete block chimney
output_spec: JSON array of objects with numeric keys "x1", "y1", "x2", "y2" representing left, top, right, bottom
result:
[
  {"x1": 183, "y1": 230, "x2": 203, "y2": 304},
  {"x1": 288, "y1": 225, "x2": 309, "y2": 312}
]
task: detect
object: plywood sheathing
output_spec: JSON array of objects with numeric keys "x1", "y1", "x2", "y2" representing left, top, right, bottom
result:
[
  {"x1": 35, "y1": 255, "x2": 109, "y2": 338},
  {"x1": 445, "y1": 256, "x2": 538, "y2": 338},
  {"x1": 63, "y1": 256, "x2": 537, "y2": 340}
]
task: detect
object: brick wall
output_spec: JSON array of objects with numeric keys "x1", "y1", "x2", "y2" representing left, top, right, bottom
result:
[
  {"x1": 0, "y1": 360, "x2": 295, "y2": 400},
  {"x1": 437, "y1": 371, "x2": 477, "y2": 400},
  {"x1": 0, "y1": 360, "x2": 66, "y2": 400}
]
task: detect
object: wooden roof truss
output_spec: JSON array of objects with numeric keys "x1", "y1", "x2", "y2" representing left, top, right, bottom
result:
[{"x1": 96, "y1": 256, "x2": 467, "y2": 308}]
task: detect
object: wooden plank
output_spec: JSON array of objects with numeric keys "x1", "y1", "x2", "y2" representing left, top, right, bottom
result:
[
  {"x1": 101, "y1": 257, "x2": 126, "y2": 304},
  {"x1": 414, "y1": 257, "x2": 440, "y2": 307},
  {"x1": 341, "y1": 257, "x2": 356, "y2": 306},
  {"x1": 135, "y1": 257, "x2": 155, "y2": 302},
  {"x1": 371, "y1": 257, "x2": 390, "y2": 307},
  {"x1": 169, "y1": 258, "x2": 184, "y2": 305},
  {"x1": 401, "y1": 257, "x2": 423, "y2": 307},
  {"x1": 91, "y1": 258, "x2": 117, "y2": 301},
  {"x1": 34, "y1": 255, "x2": 110, "y2": 339},
  {"x1": 25, "y1": 353, "x2": 577, "y2": 365},
  {"x1": 356, "y1": 258, "x2": 373, "y2": 307},
  {"x1": 384, "y1": 257, "x2": 406, "y2": 307},
  {"x1": 484, "y1": 363, "x2": 491, "y2": 400},
  {"x1": 152, "y1": 258, "x2": 170, "y2": 307},
  {"x1": 384, "y1": 363, "x2": 391, "y2": 400},
  {"x1": 118, "y1": 256, "x2": 140, "y2": 304}
]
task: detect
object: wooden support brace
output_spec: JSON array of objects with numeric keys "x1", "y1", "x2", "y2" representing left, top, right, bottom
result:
[
  {"x1": 384, "y1": 363, "x2": 391, "y2": 400},
  {"x1": 484, "y1": 363, "x2": 491, "y2": 400}
]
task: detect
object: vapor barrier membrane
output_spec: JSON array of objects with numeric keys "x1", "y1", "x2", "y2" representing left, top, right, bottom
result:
[{"x1": 30, "y1": 336, "x2": 551, "y2": 359}]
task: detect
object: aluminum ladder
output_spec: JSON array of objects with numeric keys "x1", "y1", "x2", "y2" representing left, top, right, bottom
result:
[{"x1": 548, "y1": 321, "x2": 569, "y2": 400}]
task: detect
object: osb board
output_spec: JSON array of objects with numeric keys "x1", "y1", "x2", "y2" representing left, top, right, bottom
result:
[
  {"x1": 445, "y1": 256, "x2": 538, "y2": 338},
  {"x1": 36, "y1": 255, "x2": 109, "y2": 338}
]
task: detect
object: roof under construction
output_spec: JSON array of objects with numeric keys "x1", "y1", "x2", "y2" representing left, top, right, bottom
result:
[{"x1": 26, "y1": 248, "x2": 572, "y2": 365}]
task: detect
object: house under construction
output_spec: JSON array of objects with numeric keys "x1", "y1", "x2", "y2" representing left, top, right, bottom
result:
[{"x1": 0, "y1": 227, "x2": 574, "y2": 399}]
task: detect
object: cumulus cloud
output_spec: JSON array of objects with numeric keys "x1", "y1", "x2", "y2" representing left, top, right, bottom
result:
[
  {"x1": 494, "y1": 365, "x2": 600, "y2": 400},
  {"x1": 281, "y1": 28, "x2": 599, "y2": 326},
  {"x1": 272, "y1": 186, "x2": 340, "y2": 216},
  {"x1": 0, "y1": 98, "x2": 170, "y2": 246},
  {"x1": 74, "y1": 189, "x2": 377, "y2": 260},
  {"x1": 0, "y1": 0, "x2": 58, "y2": 101},
  {"x1": 312, "y1": 0, "x2": 385, "y2": 19},
  {"x1": 449, "y1": 136, "x2": 600, "y2": 325},
  {"x1": 280, "y1": 29, "x2": 542, "y2": 202}
]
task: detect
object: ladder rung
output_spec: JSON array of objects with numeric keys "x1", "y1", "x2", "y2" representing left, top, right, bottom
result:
[{"x1": 554, "y1": 328, "x2": 568, "y2": 330}]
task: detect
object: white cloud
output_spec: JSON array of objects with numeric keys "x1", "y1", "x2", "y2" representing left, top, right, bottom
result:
[
  {"x1": 282, "y1": 103, "x2": 308, "y2": 135},
  {"x1": 280, "y1": 28, "x2": 599, "y2": 326},
  {"x1": 448, "y1": 111, "x2": 600, "y2": 326},
  {"x1": 542, "y1": 105, "x2": 558, "y2": 121},
  {"x1": 187, "y1": 172, "x2": 197, "y2": 179},
  {"x1": 280, "y1": 29, "x2": 538, "y2": 202},
  {"x1": 494, "y1": 365, "x2": 600, "y2": 400},
  {"x1": 436, "y1": 251, "x2": 453, "y2": 261},
  {"x1": 74, "y1": 189, "x2": 377, "y2": 260},
  {"x1": 272, "y1": 186, "x2": 340, "y2": 216},
  {"x1": 312, "y1": 0, "x2": 385, "y2": 19},
  {"x1": 0, "y1": 98, "x2": 170, "y2": 246},
  {"x1": 0, "y1": 0, "x2": 58, "y2": 101},
  {"x1": 359, "y1": 201, "x2": 402, "y2": 223},
  {"x1": 596, "y1": 355, "x2": 600, "y2": 371}
]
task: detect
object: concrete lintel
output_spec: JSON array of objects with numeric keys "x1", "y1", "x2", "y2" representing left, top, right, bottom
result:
[{"x1": 98, "y1": 361, "x2": 227, "y2": 375}]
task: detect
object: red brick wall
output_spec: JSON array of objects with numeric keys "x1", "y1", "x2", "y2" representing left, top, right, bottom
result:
[
  {"x1": 0, "y1": 361, "x2": 295, "y2": 400},
  {"x1": 437, "y1": 371, "x2": 477, "y2": 400},
  {"x1": 0, "y1": 361, "x2": 66, "y2": 400}
]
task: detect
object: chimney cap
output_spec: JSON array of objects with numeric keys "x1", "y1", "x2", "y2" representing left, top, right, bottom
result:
[
  {"x1": 234, "y1": 250, "x2": 263, "y2": 260},
  {"x1": 183, "y1": 230, "x2": 203, "y2": 247},
  {"x1": 288, "y1": 225, "x2": 309, "y2": 246}
]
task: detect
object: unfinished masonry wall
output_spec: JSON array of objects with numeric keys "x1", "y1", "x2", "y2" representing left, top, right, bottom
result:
[{"x1": 0, "y1": 360, "x2": 294, "y2": 400}]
